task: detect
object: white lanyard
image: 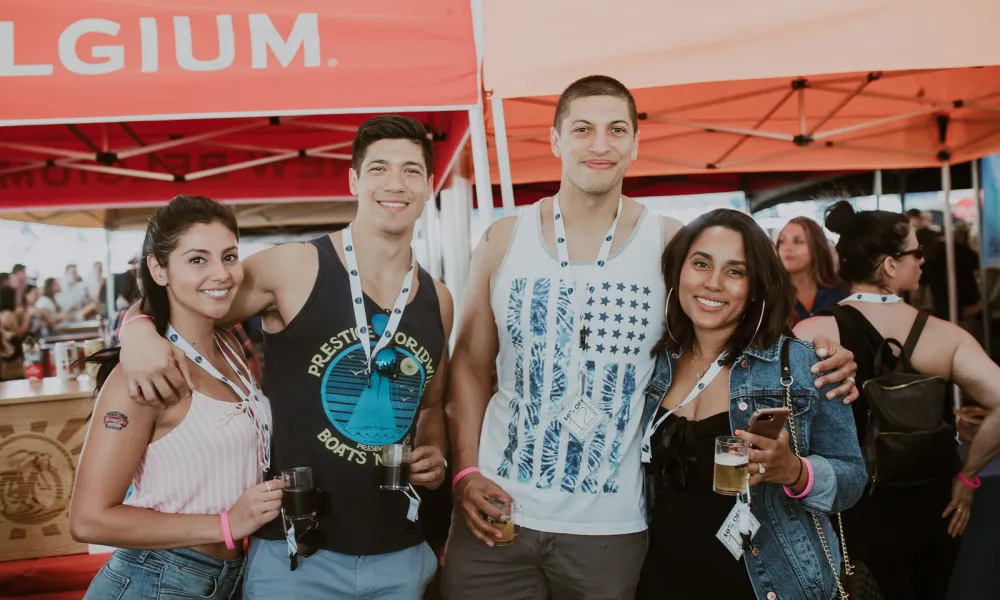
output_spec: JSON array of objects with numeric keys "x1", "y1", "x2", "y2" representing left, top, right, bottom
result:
[
  {"x1": 342, "y1": 224, "x2": 416, "y2": 381},
  {"x1": 841, "y1": 292, "x2": 902, "y2": 305},
  {"x1": 552, "y1": 193, "x2": 623, "y2": 388},
  {"x1": 166, "y1": 325, "x2": 271, "y2": 471},
  {"x1": 640, "y1": 353, "x2": 726, "y2": 463}
]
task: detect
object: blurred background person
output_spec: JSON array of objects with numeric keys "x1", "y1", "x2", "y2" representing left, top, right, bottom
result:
[
  {"x1": 776, "y1": 216, "x2": 848, "y2": 323},
  {"x1": 795, "y1": 201, "x2": 1000, "y2": 600}
]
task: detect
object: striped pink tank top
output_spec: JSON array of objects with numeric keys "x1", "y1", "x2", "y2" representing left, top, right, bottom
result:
[{"x1": 125, "y1": 340, "x2": 272, "y2": 515}]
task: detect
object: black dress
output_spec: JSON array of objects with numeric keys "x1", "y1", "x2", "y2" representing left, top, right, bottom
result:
[
  {"x1": 636, "y1": 409, "x2": 756, "y2": 600},
  {"x1": 833, "y1": 305, "x2": 961, "y2": 600}
]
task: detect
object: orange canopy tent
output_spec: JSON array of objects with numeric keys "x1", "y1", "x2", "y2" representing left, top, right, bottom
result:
[
  {"x1": 0, "y1": 0, "x2": 478, "y2": 219},
  {"x1": 471, "y1": 0, "x2": 1000, "y2": 325}
]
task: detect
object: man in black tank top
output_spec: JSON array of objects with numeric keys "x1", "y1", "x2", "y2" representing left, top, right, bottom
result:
[{"x1": 116, "y1": 116, "x2": 453, "y2": 599}]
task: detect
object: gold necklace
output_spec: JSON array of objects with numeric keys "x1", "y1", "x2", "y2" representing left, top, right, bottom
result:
[{"x1": 691, "y1": 342, "x2": 706, "y2": 379}]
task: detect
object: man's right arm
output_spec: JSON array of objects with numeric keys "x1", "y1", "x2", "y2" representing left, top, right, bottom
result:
[
  {"x1": 446, "y1": 216, "x2": 517, "y2": 546},
  {"x1": 118, "y1": 244, "x2": 306, "y2": 406}
]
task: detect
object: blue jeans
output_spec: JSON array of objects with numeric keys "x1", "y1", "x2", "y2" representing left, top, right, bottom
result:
[
  {"x1": 84, "y1": 547, "x2": 245, "y2": 600},
  {"x1": 244, "y1": 538, "x2": 438, "y2": 599}
]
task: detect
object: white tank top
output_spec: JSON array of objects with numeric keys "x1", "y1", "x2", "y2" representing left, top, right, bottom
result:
[{"x1": 481, "y1": 200, "x2": 666, "y2": 535}]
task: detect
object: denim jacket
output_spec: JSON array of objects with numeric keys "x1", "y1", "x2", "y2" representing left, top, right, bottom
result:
[{"x1": 642, "y1": 336, "x2": 866, "y2": 600}]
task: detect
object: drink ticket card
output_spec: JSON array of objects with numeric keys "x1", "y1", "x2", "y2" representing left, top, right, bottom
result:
[
  {"x1": 716, "y1": 501, "x2": 760, "y2": 560},
  {"x1": 557, "y1": 395, "x2": 607, "y2": 441}
]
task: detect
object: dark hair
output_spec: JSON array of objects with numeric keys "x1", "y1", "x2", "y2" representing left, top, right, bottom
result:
[
  {"x1": 554, "y1": 75, "x2": 639, "y2": 134},
  {"x1": 652, "y1": 209, "x2": 795, "y2": 364},
  {"x1": 778, "y1": 216, "x2": 841, "y2": 288},
  {"x1": 0, "y1": 287, "x2": 13, "y2": 312},
  {"x1": 20, "y1": 284, "x2": 37, "y2": 308},
  {"x1": 916, "y1": 227, "x2": 941, "y2": 261},
  {"x1": 12, "y1": 264, "x2": 25, "y2": 274},
  {"x1": 42, "y1": 278, "x2": 58, "y2": 299},
  {"x1": 0, "y1": 273, "x2": 8, "y2": 287},
  {"x1": 84, "y1": 195, "x2": 240, "y2": 391},
  {"x1": 905, "y1": 208, "x2": 923, "y2": 219},
  {"x1": 825, "y1": 200, "x2": 909, "y2": 286},
  {"x1": 351, "y1": 115, "x2": 433, "y2": 175}
]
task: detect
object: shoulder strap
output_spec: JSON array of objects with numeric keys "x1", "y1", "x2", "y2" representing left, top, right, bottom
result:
[
  {"x1": 830, "y1": 305, "x2": 884, "y2": 345},
  {"x1": 780, "y1": 337, "x2": 791, "y2": 381},
  {"x1": 902, "y1": 312, "x2": 929, "y2": 358}
]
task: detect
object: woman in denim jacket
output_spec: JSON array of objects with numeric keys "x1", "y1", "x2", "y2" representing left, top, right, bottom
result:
[{"x1": 635, "y1": 209, "x2": 866, "y2": 600}]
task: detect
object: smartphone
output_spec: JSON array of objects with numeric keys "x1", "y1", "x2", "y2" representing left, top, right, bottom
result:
[{"x1": 747, "y1": 407, "x2": 790, "y2": 440}]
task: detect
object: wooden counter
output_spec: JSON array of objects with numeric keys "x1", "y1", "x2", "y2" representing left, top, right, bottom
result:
[{"x1": 0, "y1": 377, "x2": 95, "y2": 561}]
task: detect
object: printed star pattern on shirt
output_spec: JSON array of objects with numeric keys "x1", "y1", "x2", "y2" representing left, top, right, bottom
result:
[{"x1": 579, "y1": 281, "x2": 653, "y2": 358}]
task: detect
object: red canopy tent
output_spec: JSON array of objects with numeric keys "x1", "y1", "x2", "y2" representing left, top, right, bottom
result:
[
  {"x1": 473, "y1": 0, "x2": 1000, "y2": 327},
  {"x1": 0, "y1": 0, "x2": 478, "y2": 223}
]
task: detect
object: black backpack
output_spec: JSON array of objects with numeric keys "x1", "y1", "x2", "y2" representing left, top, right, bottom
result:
[{"x1": 829, "y1": 305, "x2": 960, "y2": 496}]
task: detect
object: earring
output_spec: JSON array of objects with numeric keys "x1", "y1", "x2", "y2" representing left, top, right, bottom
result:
[{"x1": 664, "y1": 288, "x2": 679, "y2": 344}]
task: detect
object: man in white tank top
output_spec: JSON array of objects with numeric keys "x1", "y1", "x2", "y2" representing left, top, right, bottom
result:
[{"x1": 441, "y1": 75, "x2": 861, "y2": 599}]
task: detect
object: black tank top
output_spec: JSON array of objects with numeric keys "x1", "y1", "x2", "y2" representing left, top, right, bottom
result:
[{"x1": 255, "y1": 234, "x2": 446, "y2": 556}]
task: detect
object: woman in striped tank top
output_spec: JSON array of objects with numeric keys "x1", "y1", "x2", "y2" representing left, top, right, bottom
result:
[{"x1": 70, "y1": 195, "x2": 280, "y2": 600}]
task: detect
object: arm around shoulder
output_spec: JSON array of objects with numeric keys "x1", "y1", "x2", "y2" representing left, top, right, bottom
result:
[
  {"x1": 220, "y1": 242, "x2": 314, "y2": 327},
  {"x1": 787, "y1": 341, "x2": 866, "y2": 515}
]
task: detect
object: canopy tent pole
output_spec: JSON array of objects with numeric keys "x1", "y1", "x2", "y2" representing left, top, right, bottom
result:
[
  {"x1": 440, "y1": 173, "x2": 473, "y2": 325},
  {"x1": 491, "y1": 97, "x2": 517, "y2": 216},
  {"x1": 468, "y1": 106, "x2": 496, "y2": 232},
  {"x1": 874, "y1": 169, "x2": 883, "y2": 209},
  {"x1": 424, "y1": 193, "x2": 443, "y2": 280},
  {"x1": 942, "y1": 161, "x2": 959, "y2": 325},
  {"x1": 104, "y1": 226, "x2": 115, "y2": 332},
  {"x1": 942, "y1": 161, "x2": 962, "y2": 412},
  {"x1": 974, "y1": 159, "x2": 991, "y2": 355}
]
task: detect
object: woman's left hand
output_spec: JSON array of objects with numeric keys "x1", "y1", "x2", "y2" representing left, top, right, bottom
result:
[{"x1": 736, "y1": 429, "x2": 803, "y2": 487}]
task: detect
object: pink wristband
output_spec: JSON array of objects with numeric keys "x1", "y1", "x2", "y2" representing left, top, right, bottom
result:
[
  {"x1": 118, "y1": 313, "x2": 152, "y2": 341},
  {"x1": 957, "y1": 473, "x2": 981, "y2": 489},
  {"x1": 220, "y1": 511, "x2": 236, "y2": 550},
  {"x1": 452, "y1": 466, "x2": 480, "y2": 490},
  {"x1": 784, "y1": 457, "x2": 815, "y2": 499}
]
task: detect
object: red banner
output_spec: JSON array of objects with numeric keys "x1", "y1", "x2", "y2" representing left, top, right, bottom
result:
[{"x1": 0, "y1": 0, "x2": 478, "y2": 125}]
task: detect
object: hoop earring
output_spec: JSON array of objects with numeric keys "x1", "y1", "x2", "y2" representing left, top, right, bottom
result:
[
  {"x1": 749, "y1": 298, "x2": 766, "y2": 344},
  {"x1": 664, "y1": 288, "x2": 679, "y2": 344}
]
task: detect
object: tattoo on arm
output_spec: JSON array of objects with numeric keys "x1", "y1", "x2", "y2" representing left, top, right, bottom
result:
[
  {"x1": 483, "y1": 224, "x2": 493, "y2": 242},
  {"x1": 103, "y1": 411, "x2": 129, "y2": 431}
]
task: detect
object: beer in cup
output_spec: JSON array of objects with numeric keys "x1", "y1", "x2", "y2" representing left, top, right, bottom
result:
[
  {"x1": 486, "y1": 498, "x2": 517, "y2": 546},
  {"x1": 714, "y1": 436, "x2": 750, "y2": 496}
]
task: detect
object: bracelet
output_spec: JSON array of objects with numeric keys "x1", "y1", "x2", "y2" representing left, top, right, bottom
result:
[
  {"x1": 220, "y1": 511, "x2": 236, "y2": 550},
  {"x1": 957, "y1": 473, "x2": 981, "y2": 490},
  {"x1": 784, "y1": 457, "x2": 815, "y2": 499},
  {"x1": 452, "y1": 466, "x2": 480, "y2": 490},
  {"x1": 118, "y1": 313, "x2": 152, "y2": 342},
  {"x1": 788, "y1": 457, "x2": 805, "y2": 488}
]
